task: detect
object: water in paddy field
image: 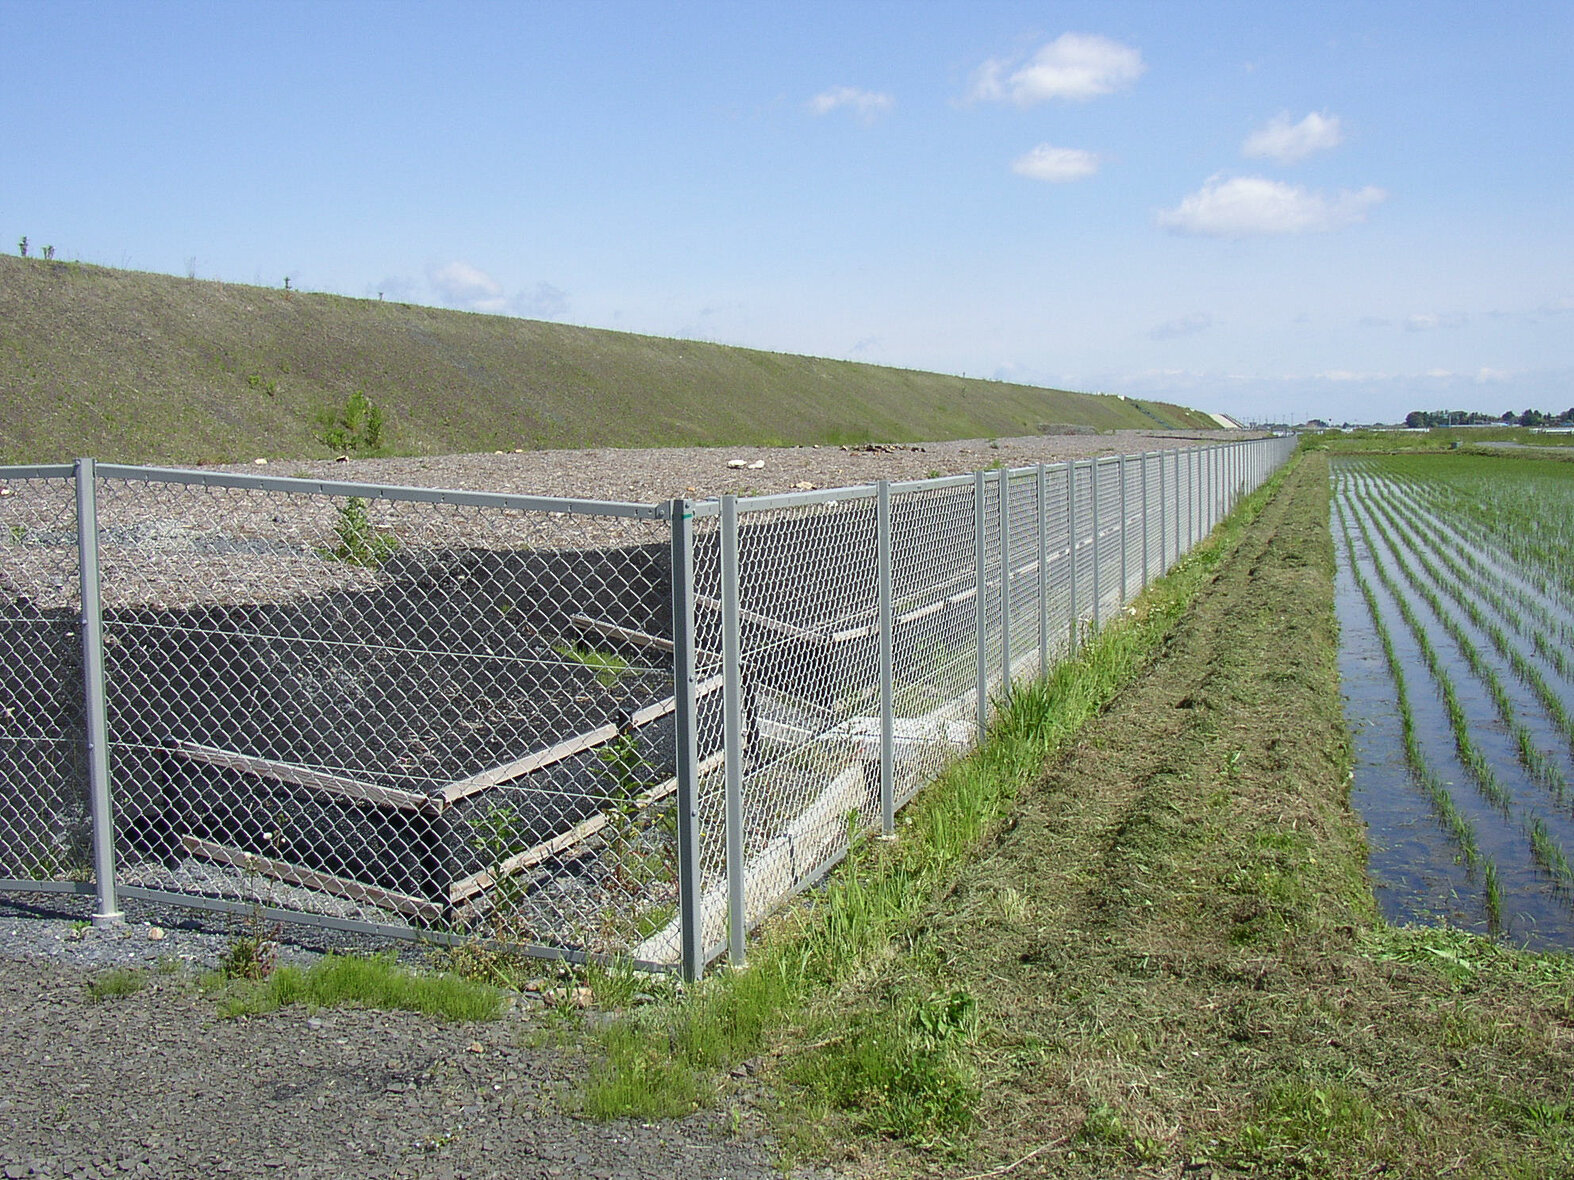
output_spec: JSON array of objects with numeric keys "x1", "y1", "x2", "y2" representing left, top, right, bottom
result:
[
  {"x1": 1332, "y1": 472, "x2": 1574, "y2": 951},
  {"x1": 1335, "y1": 539, "x2": 1479, "y2": 931}
]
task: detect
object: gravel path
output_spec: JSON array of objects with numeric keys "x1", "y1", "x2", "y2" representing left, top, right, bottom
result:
[{"x1": 0, "y1": 897, "x2": 821, "y2": 1180}]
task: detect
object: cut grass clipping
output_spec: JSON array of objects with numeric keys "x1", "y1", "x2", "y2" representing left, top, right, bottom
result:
[
  {"x1": 212, "y1": 952, "x2": 505, "y2": 1022},
  {"x1": 582, "y1": 452, "x2": 1298, "y2": 1128}
]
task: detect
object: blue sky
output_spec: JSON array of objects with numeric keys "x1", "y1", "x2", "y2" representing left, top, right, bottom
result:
[{"x1": 3, "y1": 1, "x2": 1570, "y2": 426}]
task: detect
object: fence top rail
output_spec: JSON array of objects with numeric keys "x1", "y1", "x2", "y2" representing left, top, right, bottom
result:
[
  {"x1": 89, "y1": 463, "x2": 672, "y2": 521},
  {"x1": 0, "y1": 464, "x2": 76, "y2": 480}
]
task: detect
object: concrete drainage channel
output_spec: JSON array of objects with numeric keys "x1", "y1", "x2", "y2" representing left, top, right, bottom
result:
[{"x1": 0, "y1": 437, "x2": 1297, "y2": 978}]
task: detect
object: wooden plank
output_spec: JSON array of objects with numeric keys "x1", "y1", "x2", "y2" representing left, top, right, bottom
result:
[
  {"x1": 438, "y1": 675, "x2": 726, "y2": 807},
  {"x1": 173, "y1": 741, "x2": 436, "y2": 813},
  {"x1": 567, "y1": 614, "x2": 675, "y2": 652},
  {"x1": 694, "y1": 593, "x2": 829, "y2": 645},
  {"x1": 179, "y1": 834, "x2": 442, "y2": 921},
  {"x1": 447, "y1": 747, "x2": 726, "y2": 904}
]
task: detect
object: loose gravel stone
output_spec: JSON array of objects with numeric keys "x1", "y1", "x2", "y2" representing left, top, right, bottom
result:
[{"x1": 0, "y1": 934, "x2": 818, "y2": 1180}]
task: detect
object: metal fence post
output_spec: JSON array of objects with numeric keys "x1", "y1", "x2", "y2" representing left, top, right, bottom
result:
[
  {"x1": 1140, "y1": 452, "x2": 1150, "y2": 590},
  {"x1": 1159, "y1": 450, "x2": 1168, "y2": 574},
  {"x1": 1036, "y1": 464, "x2": 1048, "y2": 675},
  {"x1": 876, "y1": 480, "x2": 895, "y2": 837},
  {"x1": 998, "y1": 471, "x2": 1011, "y2": 692},
  {"x1": 972, "y1": 470, "x2": 988, "y2": 738},
  {"x1": 77, "y1": 459, "x2": 122, "y2": 927},
  {"x1": 1118, "y1": 453, "x2": 1129, "y2": 604},
  {"x1": 1188, "y1": 448, "x2": 1196, "y2": 551},
  {"x1": 1066, "y1": 460, "x2": 1078, "y2": 650},
  {"x1": 669, "y1": 498, "x2": 703, "y2": 981},
  {"x1": 1091, "y1": 458, "x2": 1102, "y2": 631},
  {"x1": 719, "y1": 495, "x2": 746, "y2": 967}
]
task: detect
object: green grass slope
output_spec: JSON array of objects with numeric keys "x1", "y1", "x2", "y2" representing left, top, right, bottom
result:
[{"x1": 0, "y1": 255, "x2": 1217, "y2": 464}]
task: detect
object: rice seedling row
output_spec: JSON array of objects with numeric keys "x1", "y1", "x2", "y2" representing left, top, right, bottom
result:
[
  {"x1": 1334, "y1": 500, "x2": 1484, "y2": 875},
  {"x1": 1362, "y1": 483, "x2": 1574, "y2": 689},
  {"x1": 1357, "y1": 482, "x2": 1574, "y2": 759},
  {"x1": 1331, "y1": 453, "x2": 1574, "y2": 947},
  {"x1": 1349, "y1": 483, "x2": 1569, "y2": 797}
]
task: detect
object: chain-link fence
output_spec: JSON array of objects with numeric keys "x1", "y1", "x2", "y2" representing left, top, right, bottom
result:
[{"x1": 1, "y1": 437, "x2": 1296, "y2": 976}]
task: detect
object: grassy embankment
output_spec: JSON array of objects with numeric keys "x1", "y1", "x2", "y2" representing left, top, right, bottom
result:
[
  {"x1": 581, "y1": 451, "x2": 1574, "y2": 1178},
  {"x1": 0, "y1": 253, "x2": 1214, "y2": 464}
]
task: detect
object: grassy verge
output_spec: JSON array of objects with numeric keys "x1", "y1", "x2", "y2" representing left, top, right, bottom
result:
[
  {"x1": 781, "y1": 451, "x2": 1574, "y2": 1178},
  {"x1": 580, "y1": 452, "x2": 1302, "y2": 1126},
  {"x1": 209, "y1": 952, "x2": 506, "y2": 1022}
]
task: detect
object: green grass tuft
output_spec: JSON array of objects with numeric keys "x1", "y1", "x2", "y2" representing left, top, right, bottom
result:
[
  {"x1": 213, "y1": 952, "x2": 505, "y2": 1021},
  {"x1": 85, "y1": 966, "x2": 146, "y2": 1001}
]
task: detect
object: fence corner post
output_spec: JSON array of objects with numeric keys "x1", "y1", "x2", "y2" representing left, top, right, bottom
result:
[
  {"x1": 669, "y1": 497, "x2": 702, "y2": 981},
  {"x1": 76, "y1": 458, "x2": 122, "y2": 927},
  {"x1": 876, "y1": 480, "x2": 895, "y2": 837}
]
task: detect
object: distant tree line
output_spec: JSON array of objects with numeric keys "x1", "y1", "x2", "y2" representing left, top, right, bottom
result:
[{"x1": 1404, "y1": 408, "x2": 1574, "y2": 428}]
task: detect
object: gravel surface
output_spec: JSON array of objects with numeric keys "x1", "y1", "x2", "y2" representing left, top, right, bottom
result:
[
  {"x1": 0, "y1": 895, "x2": 825, "y2": 1180},
  {"x1": 211, "y1": 428, "x2": 1249, "y2": 504}
]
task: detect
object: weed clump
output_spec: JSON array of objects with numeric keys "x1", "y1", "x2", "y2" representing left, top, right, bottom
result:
[
  {"x1": 318, "y1": 389, "x2": 386, "y2": 456},
  {"x1": 319, "y1": 496, "x2": 399, "y2": 567}
]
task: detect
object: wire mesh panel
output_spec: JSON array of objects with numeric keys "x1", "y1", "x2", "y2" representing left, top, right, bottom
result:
[
  {"x1": 1004, "y1": 469, "x2": 1043, "y2": 684},
  {"x1": 1069, "y1": 461, "x2": 1095, "y2": 642},
  {"x1": 1042, "y1": 463, "x2": 1075, "y2": 661},
  {"x1": 686, "y1": 490, "x2": 884, "y2": 959},
  {"x1": 0, "y1": 439, "x2": 1297, "y2": 973},
  {"x1": 886, "y1": 478, "x2": 979, "y2": 808},
  {"x1": 0, "y1": 468, "x2": 90, "y2": 886},
  {"x1": 90, "y1": 468, "x2": 679, "y2": 962}
]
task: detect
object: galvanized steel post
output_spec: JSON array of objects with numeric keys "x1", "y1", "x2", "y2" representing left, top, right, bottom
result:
[
  {"x1": 1118, "y1": 453, "x2": 1128, "y2": 604},
  {"x1": 974, "y1": 470, "x2": 988, "y2": 739},
  {"x1": 1066, "y1": 460, "x2": 1078, "y2": 651},
  {"x1": 1159, "y1": 450, "x2": 1168, "y2": 574},
  {"x1": 1090, "y1": 458, "x2": 1102, "y2": 631},
  {"x1": 999, "y1": 470, "x2": 1011, "y2": 692},
  {"x1": 669, "y1": 498, "x2": 703, "y2": 981},
  {"x1": 1140, "y1": 452, "x2": 1150, "y2": 590},
  {"x1": 1036, "y1": 464, "x2": 1048, "y2": 675},
  {"x1": 719, "y1": 495, "x2": 746, "y2": 967},
  {"x1": 77, "y1": 459, "x2": 122, "y2": 927},
  {"x1": 876, "y1": 480, "x2": 895, "y2": 837}
]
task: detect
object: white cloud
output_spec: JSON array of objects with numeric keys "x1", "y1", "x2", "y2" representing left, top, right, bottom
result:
[
  {"x1": 1148, "y1": 312, "x2": 1214, "y2": 340},
  {"x1": 1242, "y1": 111, "x2": 1344, "y2": 164},
  {"x1": 427, "y1": 261, "x2": 569, "y2": 319},
  {"x1": 1157, "y1": 175, "x2": 1387, "y2": 237},
  {"x1": 970, "y1": 33, "x2": 1145, "y2": 105},
  {"x1": 515, "y1": 281, "x2": 568, "y2": 319},
  {"x1": 1011, "y1": 144, "x2": 1099, "y2": 183},
  {"x1": 428, "y1": 260, "x2": 507, "y2": 312},
  {"x1": 808, "y1": 86, "x2": 894, "y2": 123}
]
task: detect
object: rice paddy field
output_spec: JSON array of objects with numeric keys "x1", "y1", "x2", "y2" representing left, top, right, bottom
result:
[{"x1": 1332, "y1": 452, "x2": 1574, "y2": 947}]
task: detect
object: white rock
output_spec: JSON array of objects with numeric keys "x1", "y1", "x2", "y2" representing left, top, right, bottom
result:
[
  {"x1": 726, "y1": 459, "x2": 748, "y2": 469},
  {"x1": 253, "y1": 458, "x2": 268, "y2": 465},
  {"x1": 748, "y1": 460, "x2": 765, "y2": 469}
]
